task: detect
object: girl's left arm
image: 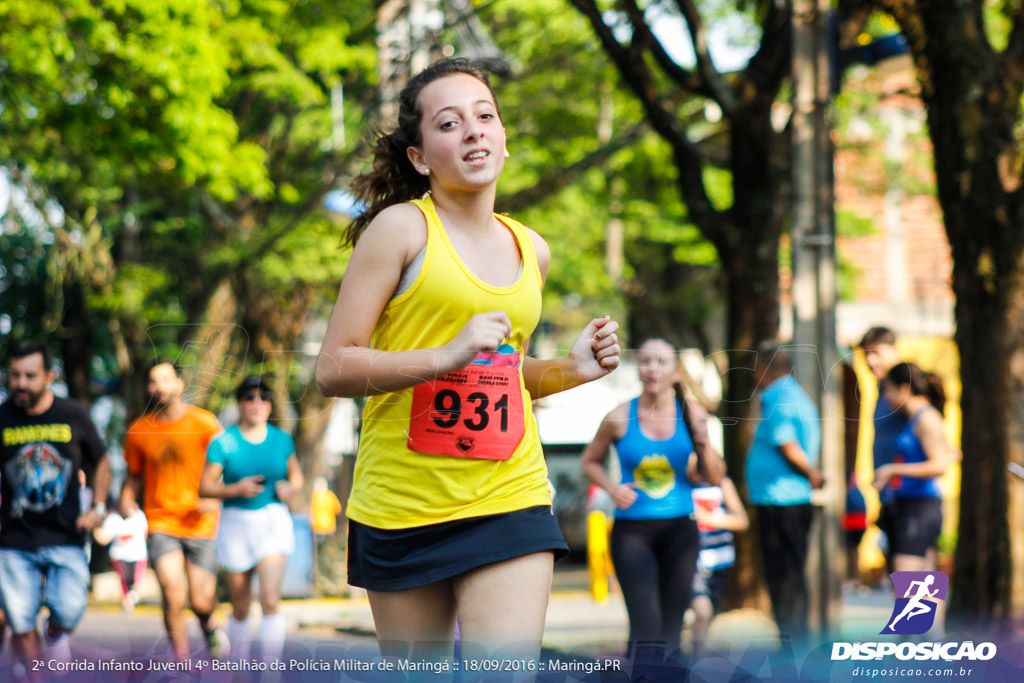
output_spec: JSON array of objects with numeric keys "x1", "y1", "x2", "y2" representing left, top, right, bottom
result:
[
  {"x1": 896, "y1": 411, "x2": 952, "y2": 478},
  {"x1": 276, "y1": 454, "x2": 304, "y2": 504},
  {"x1": 718, "y1": 477, "x2": 751, "y2": 531},
  {"x1": 873, "y1": 411, "x2": 952, "y2": 487},
  {"x1": 521, "y1": 229, "x2": 621, "y2": 398}
]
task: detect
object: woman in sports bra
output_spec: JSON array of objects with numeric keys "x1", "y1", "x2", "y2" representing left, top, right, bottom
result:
[
  {"x1": 581, "y1": 338, "x2": 724, "y2": 656},
  {"x1": 315, "y1": 59, "x2": 620, "y2": 664},
  {"x1": 872, "y1": 362, "x2": 953, "y2": 572}
]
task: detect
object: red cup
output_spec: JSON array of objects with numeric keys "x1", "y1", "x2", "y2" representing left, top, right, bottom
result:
[{"x1": 692, "y1": 487, "x2": 723, "y2": 531}]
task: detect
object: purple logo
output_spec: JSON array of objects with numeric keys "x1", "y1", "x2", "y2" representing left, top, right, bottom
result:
[{"x1": 882, "y1": 571, "x2": 949, "y2": 635}]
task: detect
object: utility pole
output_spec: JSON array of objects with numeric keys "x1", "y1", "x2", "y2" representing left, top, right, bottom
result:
[
  {"x1": 376, "y1": 0, "x2": 444, "y2": 125},
  {"x1": 375, "y1": 0, "x2": 510, "y2": 126},
  {"x1": 791, "y1": 0, "x2": 842, "y2": 637}
]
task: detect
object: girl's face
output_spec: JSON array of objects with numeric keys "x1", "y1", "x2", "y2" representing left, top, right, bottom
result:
[
  {"x1": 637, "y1": 340, "x2": 679, "y2": 396},
  {"x1": 881, "y1": 379, "x2": 909, "y2": 413},
  {"x1": 407, "y1": 73, "x2": 506, "y2": 192},
  {"x1": 238, "y1": 389, "x2": 273, "y2": 426}
]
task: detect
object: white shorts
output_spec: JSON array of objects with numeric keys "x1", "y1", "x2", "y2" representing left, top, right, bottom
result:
[{"x1": 216, "y1": 503, "x2": 295, "y2": 572}]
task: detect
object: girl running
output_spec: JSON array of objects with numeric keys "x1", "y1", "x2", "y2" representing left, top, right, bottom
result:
[
  {"x1": 687, "y1": 456, "x2": 747, "y2": 649},
  {"x1": 872, "y1": 362, "x2": 953, "y2": 572},
  {"x1": 94, "y1": 508, "x2": 149, "y2": 612},
  {"x1": 199, "y1": 376, "x2": 304, "y2": 662},
  {"x1": 581, "y1": 339, "x2": 723, "y2": 655},
  {"x1": 315, "y1": 58, "x2": 620, "y2": 663}
]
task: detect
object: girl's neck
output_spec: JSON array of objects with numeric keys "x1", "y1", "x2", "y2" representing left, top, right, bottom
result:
[
  {"x1": 238, "y1": 421, "x2": 268, "y2": 443},
  {"x1": 431, "y1": 186, "x2": 497, "y2": 233},
  {"x1": 903, "y1": 394, "x2": 931, "y2": 416},
  {"x1": 639, "y1": 389, "x2": 676, "y2": 412}
]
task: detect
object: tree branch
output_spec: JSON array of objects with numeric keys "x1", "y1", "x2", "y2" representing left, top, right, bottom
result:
[
  {"x1": 998, "y1": 3, "x2": 1024, "y2": 118},
  {"x1": 669, "y1": 0, "x2": 740, "y2": 115},
  {"x1": 1004, "y1": 0, "x2": 1024, "y2": 61},
  {"x1": 567, "y1": 0, "x2": 723, "y2": 246},
  {"x1": 497, "y1": 121, "x2": 648, "y2": 213},
  {"x1": 617, "y1": 0, "x2": 707, "y2": 97},
  {"x1": 237, "y1": 173, "x2": 337, "y2": 270},
  {"x1": 736, "y1": 1, "x2": 791, "y2": 109}
]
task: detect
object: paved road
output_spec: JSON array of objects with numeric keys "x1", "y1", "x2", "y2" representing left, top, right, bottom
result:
[{"x1": 0, "y1": 566, "x2": 895, "y2": 682}]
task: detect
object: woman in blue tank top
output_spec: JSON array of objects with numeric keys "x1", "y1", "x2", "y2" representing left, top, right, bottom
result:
[
  {"x1": 872, "y1": 362, "x2": 953, "y2": 573},
  {"x1": 582, "y1": 339, "x2": 724, "y2": 655}
]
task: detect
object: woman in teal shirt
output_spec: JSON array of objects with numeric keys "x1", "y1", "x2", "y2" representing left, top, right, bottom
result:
[{"x1": 200, "y1": 376, "x2": 304, "y2": 662}]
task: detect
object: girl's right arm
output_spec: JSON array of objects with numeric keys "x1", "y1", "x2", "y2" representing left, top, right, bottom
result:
[
  {"x1": 198, "y1": 462, "x2": 265, "y2": 500},
  {"x1": 581, "y1": 405, "x2": 635, "y2": 509},
  {"x1": 874, "y1": 409, "x2": 952, "y2": 488},
  {"x1": 708, "y1": 477, "x2": 750, "y2": 532},
  {"x1": 316, "y1": 204, "x2": 512, "y2": 398}
]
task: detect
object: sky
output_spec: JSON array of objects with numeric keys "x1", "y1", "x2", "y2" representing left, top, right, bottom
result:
[{"x1": 639, "y1": 6, "x2": 759, "y2": 73}]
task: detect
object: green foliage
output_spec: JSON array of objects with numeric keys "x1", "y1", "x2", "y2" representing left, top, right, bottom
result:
[
  {"x1": 0, "y1": 0, "x2": 271, "y2": 202},
  {"x1": 835, "y1": 206, "x2": 877, "y2": 238},
  {"x1": 482, "y1": 0, "x2": 720, "y2": 341},
  {"x1": 0, "y1": 0, "x2": 377, "y2": 406},
  {"x1": 89, "y1": 264, "x2": 180, "y2": 323},
  {"x1": 0, "y1": 221, "x2": 53, "y2": 340},
  {"x1": 982, "y1": 1, "x2": 1013, "y2": 52},
  {"x1": 258, "y1": 217, "x2": 351, "y2": 288}
]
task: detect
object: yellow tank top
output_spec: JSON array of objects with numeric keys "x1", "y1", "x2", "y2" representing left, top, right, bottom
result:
[{"x1": 346, "y1": 196, "x2": 552, "y2": 529}]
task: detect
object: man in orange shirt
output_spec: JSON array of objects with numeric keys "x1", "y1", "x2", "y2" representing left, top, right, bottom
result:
[{"x1": 121, "y1": 360, "x2": 226, "y2": 660}]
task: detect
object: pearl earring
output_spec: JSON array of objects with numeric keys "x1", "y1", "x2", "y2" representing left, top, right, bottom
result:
[{"x1": 422, "y1": 168, "x2": 430, "y2": 176}]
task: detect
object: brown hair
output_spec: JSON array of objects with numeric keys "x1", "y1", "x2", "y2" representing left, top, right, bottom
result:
[
  {"x1": 885, "y1": 361, "x2": 946, "y2": 415},
  {"x1": 860, "y1": 326, "x2": 896, "y2": 348},
  {"x1": 345, "y1": 59, "x2": 500, "y2": 246}
]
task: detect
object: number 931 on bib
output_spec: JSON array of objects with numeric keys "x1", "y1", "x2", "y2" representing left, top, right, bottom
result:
[{"x1": 408, "y1": 364, "x2": 526, "y2": 460}]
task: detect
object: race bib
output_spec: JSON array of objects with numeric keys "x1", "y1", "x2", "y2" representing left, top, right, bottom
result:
[{"x1": 408, "y1": 364, "x2": 526, "y2": 460}]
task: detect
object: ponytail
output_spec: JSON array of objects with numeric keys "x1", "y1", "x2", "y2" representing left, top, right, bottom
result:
[
  {"x1": 674, "y1": 380, "x2": 723, "y2": 485},
  {"x1": 344, "y1": 58, "x2": 501, "y2": 247},
  {"x1": 345, "y1": 130, "x2": 429, "y2": 245},
  {"x1": 886, "y1": 362, "x2": 946, "y2": 415},
  {"x1": 922, "y1": 372, "x2": 946, "y2": 415},
  {"x1": 674, "y1": 381, "x2": 705, "y2": 444}
]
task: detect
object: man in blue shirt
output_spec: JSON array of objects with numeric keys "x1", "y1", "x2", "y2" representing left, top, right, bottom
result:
[
  {"x1": 858, "y1": 327, "x2": 906, "y2": 566},
  {"x1": 746, "y1": 344, "x2": 823, "y2": 637}
]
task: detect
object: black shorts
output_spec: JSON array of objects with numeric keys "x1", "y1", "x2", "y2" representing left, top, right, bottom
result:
[
  {"x1": 147, "y1": 533, "x2": 218, "y2": 575},
  {"x1": 876, "y1": 502, "x2": 894, "y2": 539},
  {"x1": 889, "y1": 497, "x2": 942, "y2": 558},
  {"x1": 347, "y1": 505, "x2": 569, "y2": 592}
]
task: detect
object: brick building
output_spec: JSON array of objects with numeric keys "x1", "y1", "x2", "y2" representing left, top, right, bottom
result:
[{"x1": 782, "y1": 54, "x2": 955, "y2": 346}]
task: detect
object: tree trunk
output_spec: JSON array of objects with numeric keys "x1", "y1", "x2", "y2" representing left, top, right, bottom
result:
[
  {"x1": 872, "y1": 0, "x2": 1024, "y2": 625},
  {"x1": 1005, "y1": 253, "x2": 1024, "y2": 621},
  {"x1": 719, "y1": 112, "x2": 788, "y2": 608},
  {"x1": 721, "y1": 240, "x2": 783, "y2": 609},
  {"x1": 59, "y1": 278, "x2": 94, "y2": 402},
  {"x1": 946, "y1": 212, "x2": 1024, "y2": 624},
  {"x1": 291, "y1": 391, "x2": 335, "y2": 515}
]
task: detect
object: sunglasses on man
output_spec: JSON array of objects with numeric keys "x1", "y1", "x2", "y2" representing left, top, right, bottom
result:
[{"x1": 241, "y1": 390, "x2": 272, "y2": 403}]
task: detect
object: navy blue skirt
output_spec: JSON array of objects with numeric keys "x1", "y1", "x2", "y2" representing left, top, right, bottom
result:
[{"x1": 347, "y1": 505, "x2": 569, "y2": 591}]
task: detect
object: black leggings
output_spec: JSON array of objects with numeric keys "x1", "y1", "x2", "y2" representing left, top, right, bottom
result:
[{"x1": 610, "y1": 515, "x2": 700, "y2": 650}]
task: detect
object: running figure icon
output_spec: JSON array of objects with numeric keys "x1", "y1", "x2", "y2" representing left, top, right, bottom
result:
[{"x1": 887, "y1": 574, "x2": 938, "y2": 632}]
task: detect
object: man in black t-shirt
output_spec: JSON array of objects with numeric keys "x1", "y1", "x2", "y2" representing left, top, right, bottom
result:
[{"x1": 0, "y1": 341, "x2": 110, "y2": 669}]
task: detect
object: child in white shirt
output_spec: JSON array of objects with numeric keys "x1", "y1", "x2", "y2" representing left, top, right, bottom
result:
[{"x1": 94, "y1": 509, "x2": 149, "y2": 612}]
